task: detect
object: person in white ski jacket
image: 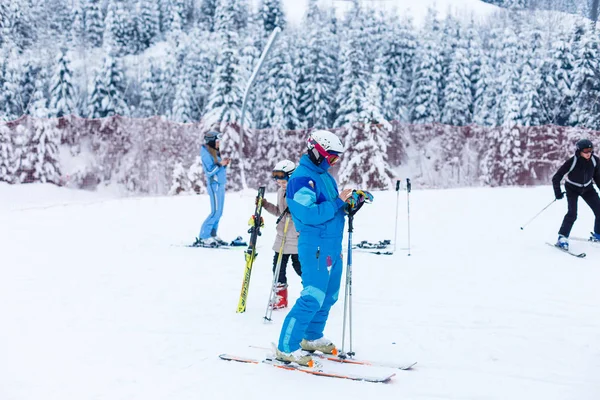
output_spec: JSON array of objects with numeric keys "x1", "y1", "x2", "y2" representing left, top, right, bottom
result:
[{"x1": 261, "y1": 160, "x2": 301, "y2": 309}]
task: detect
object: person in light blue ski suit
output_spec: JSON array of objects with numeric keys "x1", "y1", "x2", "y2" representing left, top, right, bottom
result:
[
  {"x1": 195, "y1": 131, "x2": 231, "y2": 247},
  {"x1": 275, "y1": 130, "x2": 354, "y2": 366}
]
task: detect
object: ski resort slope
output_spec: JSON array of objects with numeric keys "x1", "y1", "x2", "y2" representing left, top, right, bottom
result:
[{"x1": 1, "y1": 183, "x2": 599, "y2": 400}]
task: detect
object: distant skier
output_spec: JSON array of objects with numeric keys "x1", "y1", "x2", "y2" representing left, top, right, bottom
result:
[
  {"x1": 274, "y1": 130, "x2": 354, "y2": 367},
  {"x1": 552, "y1": 139, "x2": 600, "y2": 250},
  {"x1": 194, "y1": 131, "x2": 231, "y2": 247},
  {"x1": 261, "y1": 160, "x2": 302, "y2": 309}
]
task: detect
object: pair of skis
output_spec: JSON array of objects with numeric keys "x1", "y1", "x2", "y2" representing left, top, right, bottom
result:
[
  {"x1": 236, "y1": 187, "x2": 266, "y2": 313},
  {"x1": 219, "y1": 348, "x2": 416, "y2": 383},
  {"x1": 546, "y1": 234, "x2": 600, "y2": 258}
]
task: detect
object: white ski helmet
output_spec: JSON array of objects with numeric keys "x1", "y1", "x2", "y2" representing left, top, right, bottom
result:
[
  {"x1": 273, "y1": 159, "x2": 296, "y2": 176},
  {"x1": 307, "y1": 130, "x2": 344, "y2": 153}
]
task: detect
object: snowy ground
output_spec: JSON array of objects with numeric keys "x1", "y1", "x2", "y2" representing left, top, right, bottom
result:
[{"x1": 1, "y1": 183, "x2": 599, "y2": 400}]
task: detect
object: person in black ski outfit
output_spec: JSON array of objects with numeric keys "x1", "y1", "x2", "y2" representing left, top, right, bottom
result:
[{"x1": 552, "y1": 139, "x2": 600, "y2": 250}]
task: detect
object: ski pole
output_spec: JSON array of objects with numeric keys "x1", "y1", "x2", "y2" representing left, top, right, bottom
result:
[
  {"x1": 263, "y1": 211, "x2": 291, "y2": 322},
  {"x1": 520, "y1": 195, "x2": 563, "y2": 230},
  {"x1": 340, "y1": 213, "x2": 355, "y2": 359},
  {"x1": 406, "y1": 178, "x2": 411, "y2": 256},
  {"x1": 393, "y1": 179, "x2": 401, "y2": 254}
]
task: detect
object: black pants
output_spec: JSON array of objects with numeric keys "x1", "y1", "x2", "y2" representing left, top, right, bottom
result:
[
  {"x1": 272, "y1": 253, "x2": 302, "y2": 285},
  {"x1": 559, "y1": 188, "x2": 600, "y2": 237}
]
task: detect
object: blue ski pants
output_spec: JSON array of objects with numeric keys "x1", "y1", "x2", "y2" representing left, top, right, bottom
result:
[
  {"x1": 278, "y1": 236, "x2": 343, "y2": 353},
  {"x1": 200, "y1": 182, "x2": 225, "y2": 239}
]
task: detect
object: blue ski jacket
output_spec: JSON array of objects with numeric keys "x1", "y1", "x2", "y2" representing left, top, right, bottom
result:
[{"x1": 286, "y1": 155, "x2": 347, "y2": 240}]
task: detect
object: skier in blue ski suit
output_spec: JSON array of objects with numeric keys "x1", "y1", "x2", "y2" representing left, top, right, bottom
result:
[
  {"x1": 276, "y1": 130, "x2": 353, "y2": 363},
  {"x1": 198, "y1": 131, "x2": 230, "y2": 245}
]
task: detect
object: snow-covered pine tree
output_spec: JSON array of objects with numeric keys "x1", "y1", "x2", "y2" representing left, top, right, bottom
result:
[
  {"x1": 49, "y1": 49, "x2": 76, "y2": 118},
  {"x1": 87, "y1": 51, "x2": 128, "y2": 118},
  {"x1": 3, "y1": 1, "x2": 34, "y2": 50},
  {"x1": 409, "y1": 32, "x2": 442, "y2": 122},
  {"x1": 187, "y1": 156, "x2": 206, "y2": 194},
  {"x1": 87, "y1": 70, "x2": 107, "y2": 118},
  {"x1": 517, "y1": 23, "x2": 544, "y2": 126},
  {"x1": 18, "y1": 61, "x2": 38, "y2": 116},
  {"x1": 85, "y1": 0, "x2": 104, "y2": 48},
  {"x1": 171, "y1": 67, "x2": 194, "y2": 123},
  {"x1": 548, "y1": 31, "x2": 574, "y2": 126},
  {"x1": 441, "y1": 33, "x2": 472, "y2": 126},
  {"x1": 259, "y1": 0, "x2": 286, "y2": 36},
  {"x1": 261, "y1": 34, "x2": 299, "y2": 130},
  {"x1": 168, "y1": 162, "x2": 190, "y2": 195},
  {"x1": 198, "y1": 0, "x2": 217, "y2": 32},
  {"x1": 138, "y1": 0, "x2": 161, "y2": 50},
  {"x1": 205, "y1": 0, "x2": 243, "y2": 129},
  {"x1": 28, "y1": 71, "x2": 62, "y2": 184},
  {"x1": 300, "y1": 4, "x2": 337, "y2": 129},
  {"x1": 1, "y1": 52, "x2": 21, "y2": 121},
  {"x1": 70, "y1": 0, "x2": 86, "y2": 47},
  {"x1": 138, "y1": 66, "x2": 157, "y2": 117},
  {"x1": 340, "y1": 71, "x2": 394, "y2": 189},
  {"x1": 334, "y1": 15, "x2": 369, "y2": 127},
  {"x1": 569, "y1": 23, "x2": 600, "y2": 130},
  {"x1": 465, "y1": 19, "x2": 483, "y2": 121},
  {"x1": 104, "y1": 0, "x2": 131, "y2": 55},
  {"x1": 0, "y1": 123, "x2": 15, "y2": 183},
  {"x1": 159, "y1": 0, "x2": 173, "y2": 33}
]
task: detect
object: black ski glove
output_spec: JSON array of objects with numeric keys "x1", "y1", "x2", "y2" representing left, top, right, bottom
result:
[{"x1": 555, "y1": 191, "x2": 564, "y2": 200}]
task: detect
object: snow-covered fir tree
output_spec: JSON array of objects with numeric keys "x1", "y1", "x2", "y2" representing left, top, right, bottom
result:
[
  {"x1": 187, "y1": 156, "x2": 206, "y2": 194},
  {"x1": 378, "y1": 16, "x2": 415, "y2": 123},
  {"x1": 138, "y1": 67, "x2": 157, "y2": 117},
  {"x1": 0, "y1": 123, "x2": 15, "y2": 183},
  {"x1": 49, "y1": 49, "x2": 76, "y2": 118},
  {"x1": 138, "y1": 0, "x2": 161, "y2": 50},
  {"x1": 409, "y1": 34, "x2": 442, "y2": 122},
  {"x1": 159, "y1": 0, "x2": 173, "y2": 33},
  {"x1": 261, "y1": 34, "x2": 299, "y2": 130},
  {"x1": 70, "y1": 0, "x2": 86, "y2": 47},
  {"x1": 334, "y1": 15, "x2": 369, "y2": 127},
  {"x1": 171, "y1": 68, "x2": 194, "y2": 123},
  {"x1": 28, "y1": 71, "x2": 62, "y2": 184},
  {"x1": 198, "y1": 0, "x2": 217, "y2": 32},
  {"x1": 300, "y1": 4, "x2": 337, "y2": 129},
  {"x1": 85, "y1": 0, "x2": 104, "y2": 48},
  {"x1": 441, "y1": 34, "x2": 471, "y2": 126},
  {"x1": 205, "y1": 0, "x2": 243, "y2": 128},
  {"x1": 569, "y1": 23, "x2": 600, "y2": 130},
  {"x1": 87, "y1": 51, "x2": 128, "y2": 118},
  {"x1": 260, "y1": 0, "x2": 286, "y2": 36},
  {"x1": 1, "y1": 51, "x2": 21, "y2": 121},
  {"x1": 168, "y1": 162, "x2": 190, "y2": 195}
]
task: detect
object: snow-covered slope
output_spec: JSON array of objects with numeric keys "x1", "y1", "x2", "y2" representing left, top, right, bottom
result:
[
  {"x1": 1, "y1": 184, "x2": 599, "y2": 399},
  {"x1": 261, "y1": 0, "x2": 499, "y2": 25}
]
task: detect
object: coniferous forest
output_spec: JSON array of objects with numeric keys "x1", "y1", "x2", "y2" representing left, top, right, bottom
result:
[{"x1": 1, "y1": 0, "x2": 599, "y2": 193}]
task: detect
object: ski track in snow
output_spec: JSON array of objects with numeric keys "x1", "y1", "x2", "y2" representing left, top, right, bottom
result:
[{"x1": 1, "y1": 184, "x2": 599, "y2": 400}]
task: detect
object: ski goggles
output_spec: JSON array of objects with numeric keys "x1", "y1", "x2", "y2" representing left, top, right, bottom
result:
[
  {"x1": 581, "y1": 148, "x2": 594, "y2": 154},
  {"x1": 272, "y1": 170, "x2": 288, "y2": 180},
  {"x1": 308, "y1": 138, "x2": 342, "y2": 166}
]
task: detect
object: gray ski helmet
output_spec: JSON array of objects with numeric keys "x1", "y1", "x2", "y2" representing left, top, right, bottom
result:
[
  {"x1": 204, "y1": 131, "x2": 221, "y2": 143},
  {"x1": 576, "y1": 139, "x2": 593, "y2": 153}
]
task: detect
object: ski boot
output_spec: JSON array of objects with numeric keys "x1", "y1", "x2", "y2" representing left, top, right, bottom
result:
[
  {"x1": 275, "y1": 348, "x2": 314, "y2": 367},
  {"x1": 590, "y1": 232, "x2": 600, "y2": 242},
  {"x1": 300, "y1": 337, "x2": 338, "y2": 355},
  {"x1": 271, "y1": 283, "x2": 288, "y2": 309},
  {"x1": 229, "y1": 236, "x2": 247, "y2": 246},
  {"x1": 213, "y1": 236, "x2": 228, "y2": 246},
  {"x1": 192, "y1": 237, "x2": 219, "y2": 248},
  {"x1": 556, "y1": 235, "x2": 569, "y2": 250}
]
